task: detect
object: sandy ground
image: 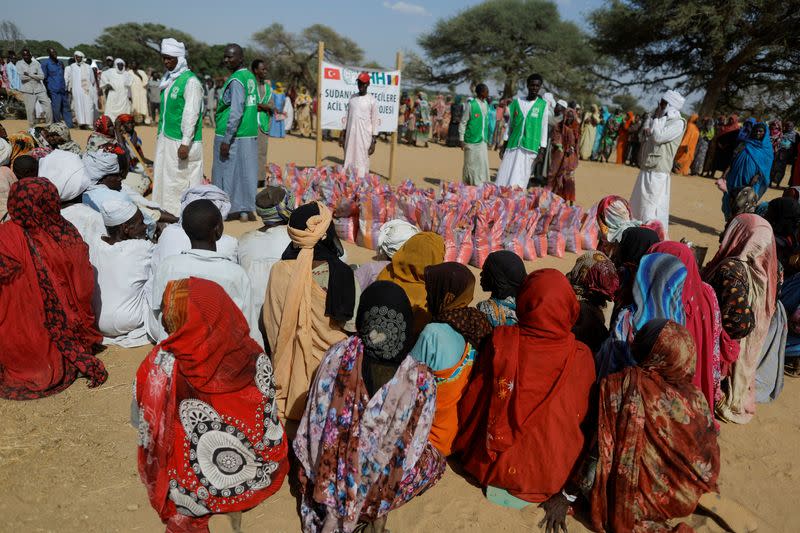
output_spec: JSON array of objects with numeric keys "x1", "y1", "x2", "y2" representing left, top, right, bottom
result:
[{"x1": 0, "y1": 119, "x2": 797, "y2": 532}]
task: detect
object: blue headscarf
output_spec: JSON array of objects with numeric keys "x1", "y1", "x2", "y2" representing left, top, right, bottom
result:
[
  {"x1": 725, "y1": 122, "x2": 774, "y2": 206},
  {"x1": 737, "y1": 117, "x2": 756, "y2": 141}
]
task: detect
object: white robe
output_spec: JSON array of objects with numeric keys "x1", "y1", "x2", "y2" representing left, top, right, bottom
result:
[
  {"x1": 129, "y1": 69, "x2": 150, "y2": 123},
  {"x1": 152, "y1": 75, "x2": 204, "y2": 216},
  {"x1": 89, "y1": 236, "x2": 154, "y2": 347},
  {"x1": 343, "y1": 93, "x2": 379, "y2": 178},
  {"x1": 495, "y1": 97, "x2": 549, "y2": 189},
  {"x1": 237, "y1": 226, "x2": 292, "y2": 310},
  {"x1": 629, "y1": 113, "x2": 686, "y2": 235},
  {"x1": 149, "y1": 223, "x2": 239, "y2": 277},
  {"x1": 65, "y1": 62, "x2": 97, "y2": 126},
  {"x1": 147, "y1": 249, "x2": 262, "y2": 347},
  {"x1": 100, "y1": 68, "x2": 132, "y2": 121}
]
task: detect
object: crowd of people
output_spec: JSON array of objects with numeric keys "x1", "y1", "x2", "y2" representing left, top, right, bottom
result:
[{"x1": 1, "y1": 34, "x2": 798, "y2": 533}]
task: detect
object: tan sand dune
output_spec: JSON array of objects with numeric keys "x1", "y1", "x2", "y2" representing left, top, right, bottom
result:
[{"x1": 0, "y1": 120, "x2": 796, "y2": 532}]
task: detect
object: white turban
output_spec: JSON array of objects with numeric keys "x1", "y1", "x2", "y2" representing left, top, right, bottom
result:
[
  {"x1": 161, "y1": 38, "x2": 186, "y2": 58},
  {"x1": 114, "y1": 58, "x2": 125, "y2": 68},
  {"x1": 73, "y1": 50, "x2": 85, "y2": 59},
  {"x1": 557, "y1": 99, "x2": 568, "y2": 109},
  {"x1": 378, "y1": 220, "x2": 420, "y2": 259},
  {"x1": 39, "y1": 150, "x2": 91, "y2": 201},
  {"x1": 83, "y1": 151, "x2": 120, "y2": 184},
  {"x1": 0, "y1": 138, "x2": 10, "y2": 166},
  {"x1": 180, "y1": 184, "x2": 231, "y2": 219},
  {"x1": 662, "y1": 89, "x2": 685, "y2": 112},
  {"x1": 99, "y1": 199, "x2": 138, "y2": 227}
]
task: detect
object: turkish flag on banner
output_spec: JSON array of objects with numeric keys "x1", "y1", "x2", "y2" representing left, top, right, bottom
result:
[{"x1": 324, "y1": 67, "x2": 340, "y2": 80}]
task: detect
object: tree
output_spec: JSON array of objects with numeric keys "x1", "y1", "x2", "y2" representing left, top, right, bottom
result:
[
  {"x1": 251, "y1": 23, "x2": 365, "y2": 91},
  {"x1": 611, "y1": 93, "x2": 644, "y2": 115},
  {"x1": 590, "y1": 0, "x2": 800, "y2": 116},
  {"x1": 414, "y1": 0, "x2": 597, "y2": 99}
]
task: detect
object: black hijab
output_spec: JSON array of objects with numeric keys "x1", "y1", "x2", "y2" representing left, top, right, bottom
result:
[
  {"x1": 356, "y1": 281, "x2": 414, "y2": 395},
  {"x1": 765, "y1": 197, "x2": 800, "y2": 238},
  {"x1": 631, "y1": 318, "x2": 670, "y2": 364},
  {"x1": 480, "y1": 250, "x2": 527, "y2": 300},
  {"x1": 618, "y1": 227, "x2": 660, "y2": 267},
  {"x1": 282, "y1": 202, "x2": 356, "y2": 323}
]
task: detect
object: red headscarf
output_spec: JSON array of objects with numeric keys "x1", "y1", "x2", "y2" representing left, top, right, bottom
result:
[
  {"x1": 93, "y1": 115, "x2": 115, "y2": 137},
  {"x1": 454, "y1": 269, "x2": 595, "y2": 502},
  {"x1": 648, "y1": 241, "x2": 733, "y2": 418},
  {"x1": 591, "y1": 320, "x2": 720, "y2": 532},
  {"x1": 0, "y1": 178, "x2": 104, "y2": 399},
  {"x1": 135, "y1": 277, "x2": 288, "y2": 530}
]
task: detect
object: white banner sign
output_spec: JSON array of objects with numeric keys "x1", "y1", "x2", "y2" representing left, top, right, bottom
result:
[{"x1": 320, "y1": 61, "x2": 401, "y2": 133}]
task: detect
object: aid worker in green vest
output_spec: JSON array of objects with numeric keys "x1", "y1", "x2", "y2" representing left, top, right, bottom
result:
[
  {"x1": 151, "y1": 37, "x2": 204, "y2": 216},
  {"x1": 212, "y1": 43, "x2": 259, "y2": 222},
  {"x1": 458, "y1": 83, "x2": 491, "y2": 185},
  {"x1": 496, "y1": 73, "x2": 549, "y2": 189},
  {"x1": 252, "y1": 58, "x2": 273, "y2": 187}
]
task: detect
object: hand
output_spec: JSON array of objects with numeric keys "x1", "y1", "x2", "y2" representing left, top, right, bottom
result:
[
  {"x1": 220, "y1": 142, "x2": 230, "y2": 161},
  {"x1": 368, "y1": 139, "x2": 376, "y2": 156},
  {"x1": 538, "y1": 493, "x2": 570, "y2": 533},
  {"x1": 459, "y1": 141, "x2": 465, "y2": 150},
  {"x1": 537, "y1": 147, "x2": 547, "y2": 160},
  {"x1": 177, "y1": 144, "x2": 190, "y2": 160},
  {"x1": 157, "y1": 209, "x2": 179, "y2": 224}
]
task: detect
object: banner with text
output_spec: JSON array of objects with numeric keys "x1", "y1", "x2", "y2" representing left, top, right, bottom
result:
[{"x1": 320, "y1": 61, "x2": 401, "y2": 133}]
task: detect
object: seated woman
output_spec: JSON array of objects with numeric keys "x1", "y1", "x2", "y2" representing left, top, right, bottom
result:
[
  {"x1": 703, "y1": 214, "x2": 784, "y2": 423},
  {"x1": 476, "y1": 250, "x2": 527, "y2": 326},
  {"x1": 613, "y1": 226, "x2": 661, "y2": 316},
  {"x1": 0, "y1": 178, "x2": 107, "y2": 399},
  {"x1": 650, "y1": 241, "x2": 731, "y2": 422},
  {"x1": 295, "y1": 281, "x2": 446, "y2": 533},
  {"x1": 134, "y1": 278, "x2": 288, "y2": 533},
  {"x1": 596, "y1": 195, "x2": 663, "y2": 257},
  {"x1": 453, "y1": 269, "x2": 595, "y2": 505},
  {"x1": 411, "y1": 262, "x2": 492, "y2": 455},
  {"x1": 263, "y1": 201, "x2": 358, "y2": 421},
  {"x1": 376, "y1": 231, "x2": 445, "y2": 334},
  {"x1": 764, "y1": 196, "x2": 800, "y2": 277},
  {"x1": 589, "y1": 319, "x2": 720, "y2": 532},
  {"x1": 718, "y1": 122, "x2": 773, "y2": 222},
  {"x1": 567, "y1": 251, "x2": 620, "y2": 354},
  {"x1": 597, "y1": 252, "x2": 687, "y2": 379}
]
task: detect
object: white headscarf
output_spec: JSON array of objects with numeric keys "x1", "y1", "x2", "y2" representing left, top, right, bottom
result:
[
  {"x1": 73, "y1": 50, "x2": 85, "y2": 59},
  {"x1": 39, "y1": 150, "x2": 91, "y2": 201},
  {"x1": 99, "y1": 199, "x2": 138, "y2": 227},
  {"x1": 114, "y1": 58, "x2": 125, "y2": 69},
  {"x1": 662, "y1": 89, "x2": 685, "y2": 119},
  {"x1": 0, "y1": 138, "x2": 10, "y2": 166},
  {"x1": 83, "y1": 151, "x2": 120, "y2": 184},
  {"x1": 180, "y1": 184, "x2": 231, "y2": 219},
  {"x1": 159, "y1": 38, "x2": 189, "y2": 91},
  {"x1": 377, "y1": 220, "x2": 420, "y2": 259}
]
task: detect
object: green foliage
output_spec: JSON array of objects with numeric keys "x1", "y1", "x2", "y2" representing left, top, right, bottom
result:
[
  {"x1": 590, "y1": 0, "x2": 800, "y2": 115},
  {"x1": 415, "y1": 0, "x2": 598, "y2": 99},
  {"x1": 251, "y1": 23, "x2": 365, "y2": 91},
  {"x1": 612, "y1": 93, "x2": 645, "y2": 115}
]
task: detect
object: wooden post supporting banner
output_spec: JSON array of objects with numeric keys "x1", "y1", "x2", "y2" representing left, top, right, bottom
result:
[
  {"x1": 315, "y1": 41, "x2": 324, "y2": 167},
  {"x1": 388, "y1": 51, "x2": 402, "y2": 182}
]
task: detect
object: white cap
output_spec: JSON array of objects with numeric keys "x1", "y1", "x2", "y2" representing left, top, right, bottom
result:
[
  {"x1": 161, "y1": 38, "x2": 186, "y2": 58},
  {"x1": 99, "y1": 199, "x2": 138, "y2": 227}
]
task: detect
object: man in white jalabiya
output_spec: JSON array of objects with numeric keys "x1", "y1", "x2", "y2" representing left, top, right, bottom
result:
[
  {"x1": 65, "y1": 51, "x2": 97, "y2": 128},
  {"x1": 340, "y1": 71, "x2": 378, "y2": 178},
  {"x1": 100, "y1": 58, "x2": 132, "y2": 121},
  {"x1": 89, "y1": 199, "x2": 154, "y2": 348},
  {"x1": 495, "y1": 73, "x2": 549, "y2": 189},
  {"x1": 629, "y1": 89, "x2": 687, "y2": 236},
  {"x1": 128, "y1": 60, "x2": 151, "y2": 124},
  {"x1": 147, "y1": 199, "x2": 261, "y2": 347},
  {"x1": 152, "y1": 38, "x2": 204, "y2": 217}
]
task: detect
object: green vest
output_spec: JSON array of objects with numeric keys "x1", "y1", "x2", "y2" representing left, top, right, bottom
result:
[
  {"x1": 158, "y1": 70, "x2": 203, "y2": 143},
  {"x1": 506, "y1": 97, "x2": 547, "y2": 151},
  {"x1": 215, "y1": 68, "x2": 258, "y2": 138},
  {"x1": 463, "y1": 98, "x2": 490, "y2": 144},
  {"x1": 257, "y1": 83, "x2": 273, "y2": 134}
]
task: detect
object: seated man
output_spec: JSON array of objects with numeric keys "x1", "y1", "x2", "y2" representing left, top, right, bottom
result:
[
  {"x1": 150, "y1": 185, "x2": 239, "y2": 276},
  {"x1": 237, "y1": 186, "x2": 293, "y2": 310},
  {"x1": 148, "y1": 199, "x2": 262, "y2": 347},
  {"x1": 89, "y1": 199, "x2": 153, "y2": 347},
  {"x1": 11, "y1": 155, "x2": 38, "y2": 179}
]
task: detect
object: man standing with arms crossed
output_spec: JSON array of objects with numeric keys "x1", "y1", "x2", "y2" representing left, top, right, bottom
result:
[
  {"x1": 40, "y1": 48, "x2": 72, "y2": 127},
  {"x1": 16, "y1": 48, "x2": 52, "y2": 127},
  {"x1": 459, "y1": 83, "x2": 490, "y2": 185},
  {"x1": 213, "y1": 43, "x2": 259, "y2": 222},
  {"x1": 152, "y1": 38, "x2": 204, "y2": 217}
]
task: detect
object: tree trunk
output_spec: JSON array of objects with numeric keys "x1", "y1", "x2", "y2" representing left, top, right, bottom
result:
[
  {"x1": 502, "y1": 76, "x2": 516, "y2": 99},
  {"x1": 698, "y1": 75, "x2": 728, "y2": 116}
]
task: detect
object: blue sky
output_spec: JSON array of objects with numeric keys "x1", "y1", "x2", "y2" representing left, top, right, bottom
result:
[{"x1": 11, "y1": 0, "x2": 604, "y2": 69}]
